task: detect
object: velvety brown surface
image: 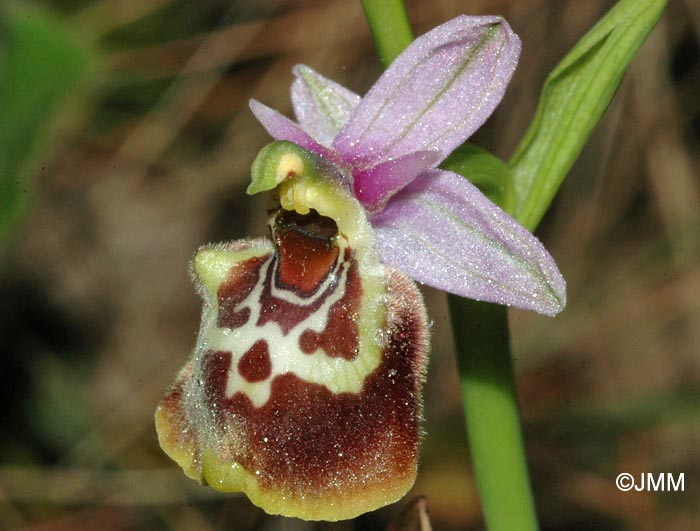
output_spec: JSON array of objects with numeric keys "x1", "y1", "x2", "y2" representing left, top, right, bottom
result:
[
  {"x1": 217, "y1": 256, "x2": 268, "y2": 329},
  {"x1": 274, "y1": 210, "x2": 340, "y2": 294},
  {"x1": 200, "y1": 270, "x2": 427, "y2": 498},
  {"x1": 297, "y1": 258, "x2": 361, "y2": 360},
  {"x1": 238, "y1": 340, "x2": 272, "y2": 383}
]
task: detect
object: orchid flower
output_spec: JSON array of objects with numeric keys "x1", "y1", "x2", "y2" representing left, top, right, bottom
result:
[
  {"x1": 155, "y1": 15, "x2": 566, "y2": 522},
  {"x1": 251, "y1": 15, "x2": 565, "y2": 315}
]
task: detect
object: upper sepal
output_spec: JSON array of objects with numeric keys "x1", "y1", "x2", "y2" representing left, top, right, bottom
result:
[{"x1": 333, "y1": 16, "x2": 521, "y2": 168}]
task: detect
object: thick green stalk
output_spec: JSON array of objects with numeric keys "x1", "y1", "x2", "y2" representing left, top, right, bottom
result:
[
  {"x1": 359, "y1": 1, "x2": 539, "y2": 529},
  {"x1": 448, "y1": 297, "x2": 539, "y2": 531},
  {"x1": 359, "y1": 0, "x2": 413, "y2": 68}
]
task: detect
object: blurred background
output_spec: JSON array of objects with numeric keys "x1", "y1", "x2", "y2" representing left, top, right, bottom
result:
[{"x1": 1, "y1": 0, "x2": 698, "y2": 529}]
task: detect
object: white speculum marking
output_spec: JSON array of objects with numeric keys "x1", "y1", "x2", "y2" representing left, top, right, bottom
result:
[{"x1": 203, "y1": 238, "x2": 381, "y2": 409}]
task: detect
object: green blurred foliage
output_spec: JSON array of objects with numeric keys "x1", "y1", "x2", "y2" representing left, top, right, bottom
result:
[{"x1": 0, "y1": 2, "x2": 91, "y2": 244}]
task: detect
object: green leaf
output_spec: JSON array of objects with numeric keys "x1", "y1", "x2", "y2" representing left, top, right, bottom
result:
[
  {"x1": 440, "y1": 143, "x2": 516, "y2": 214},
  {"x1": 0, "y1": 4, "x2": 92, "y2": 243},
  {"x1": 509, "y1": 0, "x2": 667, "y2": 231}
]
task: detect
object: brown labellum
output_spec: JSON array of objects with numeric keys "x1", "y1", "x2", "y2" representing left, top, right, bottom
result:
[{"x1": 156, "y1": 145, "x2": 429, "y2": 521}]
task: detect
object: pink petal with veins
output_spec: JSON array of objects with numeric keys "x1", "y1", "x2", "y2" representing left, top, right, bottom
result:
[
  {"x1": 353, "y1": 150, "x2": 440, "y2": 213},
  {"x1": 249, "y1": 99, "x2": 340, "y2": 162}
]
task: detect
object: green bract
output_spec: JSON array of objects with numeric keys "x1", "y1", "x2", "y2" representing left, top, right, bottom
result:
[{"x1": 509, "y1": 0, "x2": 668, "y2": 230}]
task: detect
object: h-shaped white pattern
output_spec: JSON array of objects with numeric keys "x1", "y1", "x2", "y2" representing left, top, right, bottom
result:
[{"x1": 202, "y1": 248, "x2": 381, "y2": 409}]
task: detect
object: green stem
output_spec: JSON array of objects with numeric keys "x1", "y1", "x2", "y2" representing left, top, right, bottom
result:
[
  {"x1": 359, "y1": 2, "x2": 539, "y2": 529},
  {"x1": 359, "y1": 0, "x2": 413, "y2": 68},
  {"x1": 448, "y1": 297, "x2": 539, "y2": 531}
]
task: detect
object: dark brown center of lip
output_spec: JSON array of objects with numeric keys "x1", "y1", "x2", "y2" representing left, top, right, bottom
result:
[
  {"x1": 274, "y1": 209, "x2": 338, "y2": 241},
  {"x1": 272, "y1": 209, "x2": 340, "y2": 294}
]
